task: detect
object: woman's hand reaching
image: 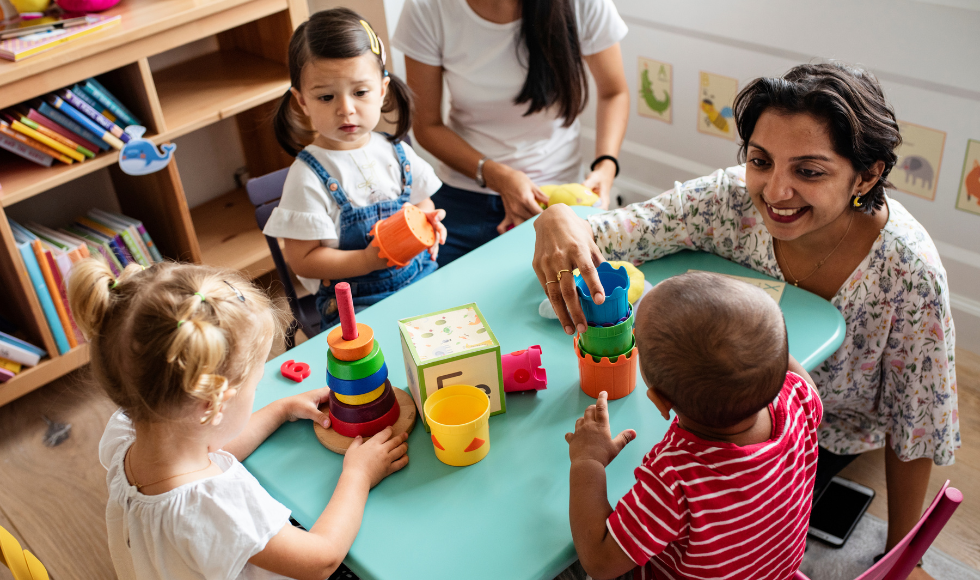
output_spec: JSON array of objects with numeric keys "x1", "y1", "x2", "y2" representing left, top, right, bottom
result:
[{"x1": 484, "y1": 160, "x2": 550, "y2": 233}]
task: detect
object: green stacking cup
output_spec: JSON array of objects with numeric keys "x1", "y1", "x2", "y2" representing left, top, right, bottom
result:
[
  {"x1": 579, "y1": 334, "x2": 635, "y2": 363},
  {"x1": 579, "y1": 306, "x2": 634, "y2": 359}
]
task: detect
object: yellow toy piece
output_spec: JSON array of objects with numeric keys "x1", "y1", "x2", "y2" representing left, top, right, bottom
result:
[
  {"x1": 539, "y1": 183, "x2": 600, "y2": 209},
  {"x1": 423, "y1": 384, "x2": 491, "y2": 467},
  {"x1": 11, "y1": 0, "x2": 50, "y2": 12},
  {"x1": 0, "y1": 525, "x2": 48, "y2": 580},
  {"x1": 573, "y1": 261, "x2": 645, "y2": 304}
]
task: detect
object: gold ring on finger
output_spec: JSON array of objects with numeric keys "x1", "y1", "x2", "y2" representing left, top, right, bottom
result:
[{"x1": 556, "y1": 269, "x2": 572, "y2": 282}]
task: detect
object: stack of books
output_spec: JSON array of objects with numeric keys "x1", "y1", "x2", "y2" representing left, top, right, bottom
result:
[
  {"x1": 0, "y1": 13, "x2": 121, "y2": 62},
  {"x1": 0, "y1": 330, "x2": 46, "y2": 383},
  {"x1": 0, "y1": 77, "x2": 141, "y2": 167},
  {"x1": 8, "y1": 210, "x2": 162, "y2": 356}
]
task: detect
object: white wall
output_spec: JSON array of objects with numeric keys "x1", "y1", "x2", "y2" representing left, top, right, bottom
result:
[{"x1": 575, "y1": 0, "x2": 980, "y2": 352}]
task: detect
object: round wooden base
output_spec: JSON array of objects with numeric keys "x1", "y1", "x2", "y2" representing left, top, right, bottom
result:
[{"x1": 315, "y1": 387, "x2": 417, "y2": 455}]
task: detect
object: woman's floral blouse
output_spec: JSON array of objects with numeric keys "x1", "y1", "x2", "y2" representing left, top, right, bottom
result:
[{"x1": 589, "y1": 166, "x2": 959, "y2": 465}]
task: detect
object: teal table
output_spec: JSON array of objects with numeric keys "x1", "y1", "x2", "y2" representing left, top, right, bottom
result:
[{"x1": 245, "y1": 207, "x2": 845, "y2": 580}]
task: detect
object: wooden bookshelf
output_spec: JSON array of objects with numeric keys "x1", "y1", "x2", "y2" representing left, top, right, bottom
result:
[
  {"x1": 0, "y1": 0, "x2": 308, "y2": 405},
  {"x1": 191, "y1": 188, "x2": 276, "y2": 278}
]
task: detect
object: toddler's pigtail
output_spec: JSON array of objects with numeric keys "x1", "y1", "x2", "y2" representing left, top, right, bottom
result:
[
  {"x1": 68, "y1": 259, "x2": 143, "y2": 339},
  {"x1": 274, "y1": 90, "x2": 316, "y2": 157},
  {"x1": 167, "y1": 292, "x2": 230, "y2": 425},
  {"x1": 383, "y1": 72, "x2": 414, "y2": 143}
]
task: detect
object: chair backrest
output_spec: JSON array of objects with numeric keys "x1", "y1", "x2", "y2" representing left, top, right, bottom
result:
[
  {"x1": 245, "y1": 167, "x2": 309, "y2": 344},
  {"x1": 794, "y1": 480, "x2": 963, "y2": 580},
  {"x1": 0, "y1": 525, "x2": 49, "y2": 580}
]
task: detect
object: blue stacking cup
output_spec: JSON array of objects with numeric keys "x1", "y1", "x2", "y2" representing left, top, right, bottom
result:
[{"x1": 575, "y1": 262, "x2": 631, "y2": 325}]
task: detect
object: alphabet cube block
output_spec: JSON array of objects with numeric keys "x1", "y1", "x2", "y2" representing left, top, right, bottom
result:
[{"x1": 398, "y1": 303, "x2": 504, "y2": 432}]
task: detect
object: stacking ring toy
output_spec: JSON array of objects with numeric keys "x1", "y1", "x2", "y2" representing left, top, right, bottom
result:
[
  {"x1": 329, "y1": 400, "x2": 401, "y2": 438},
  {"x1": 329, "y1": 381, "x2": 395, "y2": 424},
  {"x1": 334, "y1": 381, "x2": 386, "y2": 405},
  {"x1": 327, "y1": 362, "x2": 388, "y2": 396},
  {"x1": 327, "y1": 323, "x2": 375, "y2": 361},
  {"x1": 327, "y1": 340, "x2": 385, "y2": 380}
]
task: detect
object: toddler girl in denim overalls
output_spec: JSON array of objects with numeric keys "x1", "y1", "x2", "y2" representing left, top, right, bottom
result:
[{"x1": 263, "y1": 10, "x2": 446, "y2": 329}]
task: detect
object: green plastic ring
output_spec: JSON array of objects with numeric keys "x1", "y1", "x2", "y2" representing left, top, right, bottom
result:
[{"x1": 327, "y1": 340, "x2": 385, "y2": 380}]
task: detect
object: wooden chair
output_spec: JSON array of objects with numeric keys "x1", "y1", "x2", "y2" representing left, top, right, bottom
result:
[
  {"x1": 0, "y1": 525, "x2": 48, "y2": 580},
  {"x1": 246, "y1": 168, "x2": 322, "y2": 349},
  {"x1": 795, "y1": 480, "x2": 962, "y2": 580}
]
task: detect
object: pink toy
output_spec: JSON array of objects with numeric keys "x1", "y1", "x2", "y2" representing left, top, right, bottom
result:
[
  {"x1": 56, "y1": 0, "x2": 120, "y2": 13},
  {"x1": 335, "y1": 282, "x2": 359, "y2": 340},
  {"x1": 280, "y1": 360, "x2": 311, "y2": 383},
  {"x1": 502, "y1": 346, "x2": 547, "y2": 393}
]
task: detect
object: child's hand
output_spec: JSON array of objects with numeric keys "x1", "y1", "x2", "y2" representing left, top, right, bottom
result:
[
  {"x1": 343, "y1": 427, "x2": 409, "y2": 488},
  {"x1": 279, "y1": 386, "x2": 333, "y2": 430},
  {"x1": 565, "y1": 391, "x2": 636, "y2": 468},
  {"x1": 406, "y1": 202, "x2": 447, "y2": 262}
]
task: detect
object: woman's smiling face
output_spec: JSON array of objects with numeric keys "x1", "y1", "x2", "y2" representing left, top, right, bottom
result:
[{"x1": 744, "y1": 110, "x2": 861, "y2": 242}]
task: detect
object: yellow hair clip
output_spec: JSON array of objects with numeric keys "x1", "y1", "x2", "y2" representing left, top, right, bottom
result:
[{"x1": 360, "y1": 20, "x2": 380, "y2": 56}]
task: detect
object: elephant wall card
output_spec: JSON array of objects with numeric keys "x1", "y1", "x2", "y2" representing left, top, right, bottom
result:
[
  {"x1": 893, "y1": 121, "x2": 946, "y2": 201},
  {"x1": 638, "y1": 57, "x2": 672, "y2": 124},
  {"x1": 697, "y1": 71, "x2": 738, "y2": 141},
  {"x1": 955, "y1": 139, "x2": 980, "y2": 217}
]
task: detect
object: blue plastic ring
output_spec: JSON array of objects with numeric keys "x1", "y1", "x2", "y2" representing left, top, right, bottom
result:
[{"x1": 327, "y1": 361, "x2": 389, "y2": 396}]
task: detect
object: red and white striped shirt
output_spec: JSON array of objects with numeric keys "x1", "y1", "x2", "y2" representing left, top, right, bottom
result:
[{"x1": 607, "y1": 372, "x2": 822, "y2": 580}]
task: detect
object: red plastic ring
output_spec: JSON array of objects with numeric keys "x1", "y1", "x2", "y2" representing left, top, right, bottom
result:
[{"x1": 329, "y1": 398, "x2": 401, "y2": 438}]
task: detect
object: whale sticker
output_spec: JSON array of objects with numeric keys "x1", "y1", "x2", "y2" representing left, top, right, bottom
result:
[{"x1": 118, "y1": 126, "x2": 176, "y2": 175}]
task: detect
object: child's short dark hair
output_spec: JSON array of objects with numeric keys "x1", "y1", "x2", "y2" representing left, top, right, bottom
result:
[
  {"x1": 635, "y1": 271, "x2": 788, "y2": 428},
  {"x1": 274, "y1": 8, "x2": 413, "y2": 156}
]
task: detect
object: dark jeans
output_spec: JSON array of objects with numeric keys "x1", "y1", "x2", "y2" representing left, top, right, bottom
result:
[
  {"x1": 813, "y1": 446, "x2": 860, "y2": 505},
  {"x1": 431, "y1": 183, "x2": 507, "y2": 267}
]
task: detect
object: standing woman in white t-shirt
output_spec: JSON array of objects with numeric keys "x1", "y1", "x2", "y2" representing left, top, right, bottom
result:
[{"x1": 393, "y1": 0, "x2": 629, "y2": 265}]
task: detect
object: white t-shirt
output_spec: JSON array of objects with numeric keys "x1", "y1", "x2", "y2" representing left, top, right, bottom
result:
[
  {"x1": 393, "y1": 0, "x2": 627, "y2": 193},
  {"x1": 99, "y1": 410, "x2": 292, "y2": 580},
  {"x1": 263, "y1": 133, "x2": 442, "y2": 294}
]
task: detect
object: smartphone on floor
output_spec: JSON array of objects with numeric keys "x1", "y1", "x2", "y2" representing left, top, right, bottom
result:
[{"x1": 808, "y1": 476, "x2": 875, "y2": 547}]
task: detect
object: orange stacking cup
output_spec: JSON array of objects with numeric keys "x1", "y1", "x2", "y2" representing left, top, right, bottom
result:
[
  {"x1": 574, "y1": 336, "x2": 638, "y2": 400},
  {"x1": 369, "y1": 205, "x2": 436, "y2": 267}
]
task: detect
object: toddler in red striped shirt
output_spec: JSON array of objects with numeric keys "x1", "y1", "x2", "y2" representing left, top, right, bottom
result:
[{"x1": 565, "y1": 271, "x2": 822, "y2": 580}]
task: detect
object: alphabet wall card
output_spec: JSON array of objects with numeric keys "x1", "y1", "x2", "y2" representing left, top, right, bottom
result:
[
  {"x1": 638, "y1": 57, "x2": 672, "y2": 124},
  {"x1": 398, "y1": 303, "x2": 504, "y2": 432},
  {"x1": 697, "y1": 71, "x2": 738, "y2": 141},
  {"x1": 893, "y1": 121, "x2": 946, "y2": 201},
  {"x1": 955, "y1": 139, "x2": 980, "y2": 217}
]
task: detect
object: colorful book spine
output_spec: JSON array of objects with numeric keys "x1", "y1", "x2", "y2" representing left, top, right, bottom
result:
[
  {"x1": 63, "y1": 227, "x2": 122, "y2": 275},
  {"x1": 28, "y1": 108, "x2": 100, "y2": 154},
  {"x1": 70, "y1": 84, "x2": 116, "y2": 123},
  {"x1": 0, "y1": 330, "x2": 47, "y2": 361},
  {"x1": 31, "y1": 240, "x2": 78, "y2": 349},
  {"x1": 37, "y1": 102, "x2": 109, "y2": 151},
  {"x1": 58, "y1": 90, "x2": 130, "y2": 143},
  {"x1": 40, "y1": 246, "x2": 83, "y2": 345},
  {"x1": 103, "y1": 211, "x2": 162, "y2": 262},
  {"x1": 0, "y1": 121, "x2": 72, "y2": 164},
  {"x1": 19, "y1": 116, "x2": 94, "y2": 158},
  {"x1": 0, "y1": 15, "x2": 122, "y2": 62},
  {"x1": 0, "y1": 369, "x2": 13, "y2": 383},
  {"x1": 0, "y1": 357, "x2": 22, "y2": 374},
  {"x1": 80, "y1": 78, "x2": 140, "y2": 128},
  {"x1": 0, "y1": 130, "x2": 54, "y2": 166},
  {"x1": 0, "y1": 341, "x2": 39, "y2": 367},
  {"x1": 45, "y1": 95, "x2": 123, "y2": 150},
  {"x1": 12, "y1": 237, "x2": 70, "y2": 355},
  {"x1": 87, "y1": 210, "x2": 150, "y2": 266},
  {"x1": 72, "y1": 220, "x2": 131, "y2": 266},
  {"x1": 10, "y1": 119, "x2": 84, "y2": 162}
]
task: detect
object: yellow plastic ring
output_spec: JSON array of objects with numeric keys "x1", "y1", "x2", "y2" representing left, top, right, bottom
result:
[{"x1": 334, "y1": 382, "x2": 386, "y2": 405}]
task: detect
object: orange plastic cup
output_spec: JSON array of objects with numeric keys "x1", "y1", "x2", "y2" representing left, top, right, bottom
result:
[
  {"x1": 369, "y1": 205, "x2": 436, "y2": 267},
  {"x1": 574, "y1": 336, "x2": 638, "y2": 400}
]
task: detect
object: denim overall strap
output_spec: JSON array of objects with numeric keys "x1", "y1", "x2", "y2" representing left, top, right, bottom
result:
[
  {"x1": 296, "y1": 150, "x2": 351, "y2": 212},
  {"x1": 393, "y1": 141, "x2": 412, "y2": 204}
]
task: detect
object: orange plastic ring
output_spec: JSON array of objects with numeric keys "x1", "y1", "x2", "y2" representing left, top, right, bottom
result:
[{"x1": 327, "y1": 323, "x2": 375, "y2": 361}]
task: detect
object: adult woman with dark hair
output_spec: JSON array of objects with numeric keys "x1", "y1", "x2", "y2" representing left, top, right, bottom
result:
[
  {"x1": 392, "y1": 0, "x2": 630, "y2": 265},
  {"x1": 533, "y1": 62, "x2": 957, "y2": 578}
]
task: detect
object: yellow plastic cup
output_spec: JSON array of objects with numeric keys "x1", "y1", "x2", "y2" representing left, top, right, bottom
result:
[{"x1": 423, "y1": 384, "x2": 491, "y2": 467}]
